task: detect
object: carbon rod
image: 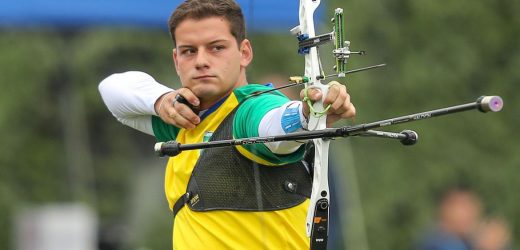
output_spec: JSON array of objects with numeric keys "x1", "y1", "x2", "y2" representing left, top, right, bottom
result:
[{"x1": 155, "y1": 96, "x2": 503, "y2": 157}]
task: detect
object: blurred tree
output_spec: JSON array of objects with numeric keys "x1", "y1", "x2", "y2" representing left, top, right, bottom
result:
[{"x1": 329, "y1": 0, "x2": 519, "y2": 249}]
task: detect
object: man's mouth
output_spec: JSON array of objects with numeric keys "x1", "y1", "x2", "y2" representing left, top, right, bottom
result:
[{"x1": 193, "y1": 75, "x2": 216, "y2": 80}]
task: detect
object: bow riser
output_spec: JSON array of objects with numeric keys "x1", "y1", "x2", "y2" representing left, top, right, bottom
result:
[{"x1": 298, "y1": 1, "x2": 331, "y2": 248}]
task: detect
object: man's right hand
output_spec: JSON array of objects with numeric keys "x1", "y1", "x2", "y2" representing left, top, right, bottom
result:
[{"x1": 155, "y1": 88, "x2": 201, "y2": 129}]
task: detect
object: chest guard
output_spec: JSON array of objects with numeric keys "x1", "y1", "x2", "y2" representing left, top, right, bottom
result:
[{"x1": 173, "y1": 108, "x2": 312, "y2": 218}]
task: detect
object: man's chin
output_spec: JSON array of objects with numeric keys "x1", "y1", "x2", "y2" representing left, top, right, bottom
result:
[
  {"x1": 193, "y1": 88, "x2": 224, "y2": 105},
  {"x1": 192, "y1": 87, "x2": 218, "y2": 98}
]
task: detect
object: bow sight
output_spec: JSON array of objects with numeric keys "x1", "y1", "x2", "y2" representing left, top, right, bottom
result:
[{"x1": 290, "y1": 8, "x2": 371, "y2": 83}]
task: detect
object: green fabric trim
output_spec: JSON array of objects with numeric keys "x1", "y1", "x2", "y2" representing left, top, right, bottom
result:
[
  {"x1": 233, "y1": 84, "x2": 305, "y2": 164},
  {"x1": 151, "y1": 115, "x2": 180, "y2": 142}
]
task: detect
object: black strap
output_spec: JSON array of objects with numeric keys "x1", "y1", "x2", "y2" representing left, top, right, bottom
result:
[{"x1": 173, "y1": 192, "x2": 190, "y2": 218}]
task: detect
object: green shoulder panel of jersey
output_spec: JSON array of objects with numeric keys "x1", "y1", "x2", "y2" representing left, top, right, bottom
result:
[
  {"x1": 151, "y1": 115, "x2": 180, "y2": 142},
  {"x1": 233, "y1": 84, "x2": 305, "y2": 165}
]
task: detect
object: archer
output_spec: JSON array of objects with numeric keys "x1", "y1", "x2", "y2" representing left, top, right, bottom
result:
[{"x1": 98, "y1": 0, "x2": 355, "y2": 248}]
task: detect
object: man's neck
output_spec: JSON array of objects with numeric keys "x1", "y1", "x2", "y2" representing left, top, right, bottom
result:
[
  {"x1": 198, "y1": 73, "x2": 248, "y2": 110},
  {"x1": 199, "y1": 92, "x2": 232, "y2": 111}
]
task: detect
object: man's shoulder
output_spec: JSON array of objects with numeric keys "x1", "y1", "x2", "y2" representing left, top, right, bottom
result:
[{"x1": 233, "y1": 83, "x2": 281, "y2": 102}]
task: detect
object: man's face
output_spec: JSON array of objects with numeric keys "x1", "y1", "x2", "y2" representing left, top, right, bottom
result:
[{"x1": 173, "y1": 16, "x2": 252, "y2": 108}]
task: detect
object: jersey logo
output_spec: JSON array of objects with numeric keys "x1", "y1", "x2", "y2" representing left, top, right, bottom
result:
[
  {"x1": 200, "y1": 131, "x2": 214, "y2": 154},
  {"x1": 203, "y1": 131, "x2": 214, "y2": 142}
]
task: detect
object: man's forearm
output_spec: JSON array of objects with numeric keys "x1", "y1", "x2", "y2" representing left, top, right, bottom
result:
[{"x1": 98, "y1": 71, "x2": 173, "y2": 135}]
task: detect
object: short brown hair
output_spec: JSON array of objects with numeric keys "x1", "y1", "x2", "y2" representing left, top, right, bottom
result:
[{"x1": 168, "y1": 0, "x2": 246, "y2": 46}]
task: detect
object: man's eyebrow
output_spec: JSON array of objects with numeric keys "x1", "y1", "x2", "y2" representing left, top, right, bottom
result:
[
  {"x1": 208, "y1": 39, "x2": 229, "y2": 45},
  {"x1": 177, "y1": 45, "x2": 195, "y2": 49},
  {"x1": 177, "y1": 39, "x2": 230, "y2": 48}
]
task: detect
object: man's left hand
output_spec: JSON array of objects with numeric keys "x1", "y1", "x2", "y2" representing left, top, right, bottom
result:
[{"x1": 300, "y1": 81, "x2": 356, "y2": 127}]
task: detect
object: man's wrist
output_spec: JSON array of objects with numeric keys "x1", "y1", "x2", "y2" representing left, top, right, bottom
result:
[{"x1": 155, "y1": 91, "x2": 175, "y2": 116}]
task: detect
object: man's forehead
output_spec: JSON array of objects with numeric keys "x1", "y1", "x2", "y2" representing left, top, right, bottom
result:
[
  {"x1": 174, "y1": 16, "x2": 234, "y2": 44},
  {"x1": 176, "y1": 16, "x2": 231, "y2": 33}
]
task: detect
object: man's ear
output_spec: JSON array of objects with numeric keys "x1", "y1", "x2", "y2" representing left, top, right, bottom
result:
[
  {"x1": 172, "y1": 48, "x2": 180, "y2": 74},
  {"x1": 239, "y1": 39, "x2": 253, "y2": 68}
]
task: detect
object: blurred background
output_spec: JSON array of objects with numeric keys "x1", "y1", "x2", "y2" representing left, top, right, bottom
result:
[{"x1": 0, "y1": 0, "x2": 518, "y2": 249}]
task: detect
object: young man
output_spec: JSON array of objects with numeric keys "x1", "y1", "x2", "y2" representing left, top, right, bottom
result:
[{"x1": 99, "y1": 0, "x2": 355, "y2": 249}]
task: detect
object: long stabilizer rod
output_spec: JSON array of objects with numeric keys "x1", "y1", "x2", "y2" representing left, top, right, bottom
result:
[{"x1": 155, "y1": 96, "x2": 503, "y2": 157}]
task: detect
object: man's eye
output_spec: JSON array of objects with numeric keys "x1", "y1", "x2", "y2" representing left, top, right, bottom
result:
[
  {"x1": 213, "y1": 45, "x2": 225, "y2": 51},
  {"x1": 181, "y1": 49, "x2": 196, "y2": 55}
]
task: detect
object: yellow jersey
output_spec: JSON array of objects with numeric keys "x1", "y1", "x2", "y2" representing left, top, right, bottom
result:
[{"x1": 152, "y1": 84, "x2": 309, "y2": 249}]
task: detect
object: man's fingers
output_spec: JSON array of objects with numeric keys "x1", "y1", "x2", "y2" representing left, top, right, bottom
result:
[
  {"x1": 329, "y1": 97, "x2": 355, "y2": 119},
  {"x1": 323, "y1": 82, "x2": 341, "y2": 104},
  {"x1": 155, "y1": 87, "x2": 202, "y2": 129},
  {"x1": 176, "y1": 104, "x2": 201, "y2": 125},
  {"x1": 156, "y1": 91, "x2": 200, "y2": 129},
  {"x1": 325, "y1": 105, "x2": 355, "y2": 127},
  {"x1": 342, "y1": 104, "x2": 356, "y2": 119},
  {"x1": 166, "y1": 109, "x2": 197, "y2": 129},
  {"x1": 172, "y1": 116, "x2": 197, "y2": 130},
  {"x1": 300, "y1": 87, "x2": 322, "y2": 101},
  {"x1": 324, "y1": 84, "x2": 344, "y2": 108},
  {"x1": 302, "y1": 83, "x2": 344, "y2": 105},
  {"x1": 328, "y1": 92, "x2": 350, "y2": 114},
  {"x1": 176, "y1": 88, "x2": 200, "y2": 107}
]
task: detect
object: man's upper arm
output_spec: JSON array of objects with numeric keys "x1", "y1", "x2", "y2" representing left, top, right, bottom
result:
[{"x1": 233, "y1": 93, "x2": 305, "y2": 165}]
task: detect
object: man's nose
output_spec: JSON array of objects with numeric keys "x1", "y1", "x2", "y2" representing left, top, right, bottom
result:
[{"x1": 195, "y1": 49, "x2": 210, "y2": 70}]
